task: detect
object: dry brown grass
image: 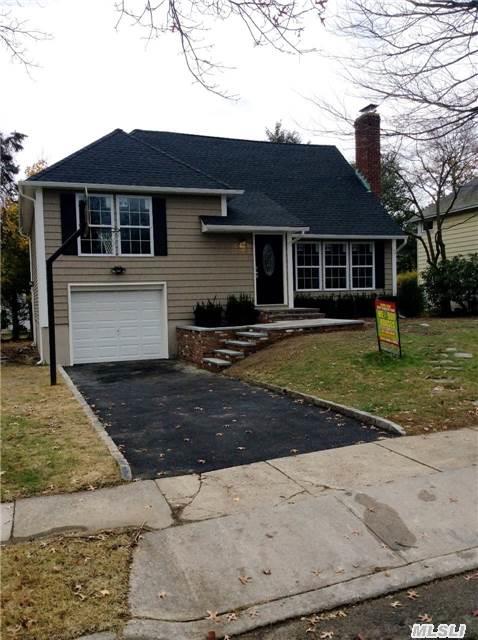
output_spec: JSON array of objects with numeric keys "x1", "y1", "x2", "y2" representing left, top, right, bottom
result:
[
  {"x1": 1, "y1": 362, "x2": 121, "y2": 501},
  {"x1": 1, "y1": 532, "x2": 132, "y2": 640}
]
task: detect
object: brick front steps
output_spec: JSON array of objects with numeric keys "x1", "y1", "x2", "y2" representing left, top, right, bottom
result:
[{"x1": 177, "y1": 318, "x2": 364, "y2": 372}]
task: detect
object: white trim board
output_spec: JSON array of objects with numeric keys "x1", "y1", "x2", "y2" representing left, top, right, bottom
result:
[
  {"x1": 203, "y1": 222, "x2": 309, "y2": 233},
  {"x1": 20, "y1": 180, "x2": 242, "y2": 196}
]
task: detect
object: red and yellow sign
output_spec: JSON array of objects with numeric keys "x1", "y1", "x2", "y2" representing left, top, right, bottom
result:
[{"x1": 375, "y1": 299, "x2": 402, "y2": 356}]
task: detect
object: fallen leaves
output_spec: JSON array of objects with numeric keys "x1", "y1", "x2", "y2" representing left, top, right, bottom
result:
[
  {"x1": 158, "y1": 591, "x2": 168, "y2": 599},
  {"x1": 390, "y1": 600, "x2": 402, "y2": 608},
  {"x1": 418, "y1": 613, "x2": 432, "y2": 623},
  {"x1": 262, "y1": 568, "x2": 272, "y2": 575},
  {"x1": 205, "y1": 610, "x2": 219, "y2": 622},
  {"x1": 320, "y1": 632, "x2": 334, "y2": 639},
  {"x1": 226, "y1": 612, "x2": 238, "y2": 622},
  {"x1": 238, "y1": 575, "x2": 252, "y2": 585},
  {"x1": 407, "y1": 589, "x2": 419, "y2": 600}
]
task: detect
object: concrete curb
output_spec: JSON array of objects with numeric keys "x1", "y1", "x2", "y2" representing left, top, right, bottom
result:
[
  {"x1": 59, "y1": 366, "x2": 132, "y2": 481},
  {"x1": 123, "y1": 548, "x2": 478, "y2": 639},
  {"x1": 241, "y1": 380, "x2": 406, "y2": 436}
]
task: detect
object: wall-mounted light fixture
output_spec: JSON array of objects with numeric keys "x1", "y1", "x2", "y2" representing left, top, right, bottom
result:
[
  {"x1": 238, "y1": 239, "x2": 248, "y2": 250},
  {"x1": 111, "y1": 265, "x2": 126, "y2": 275}
]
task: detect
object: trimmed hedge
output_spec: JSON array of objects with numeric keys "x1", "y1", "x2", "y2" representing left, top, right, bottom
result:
[
  {"x1": 193, "y1": 298, "x2": 223, "y2": 327},
  {"x1": 295, "y1": 293, "x2": 377, "y2": 318},
  {"x1": 397, "y1": 271, "x2": 424, "y2": 317},
  {"x1": 225, "y1": 294, "x2": 258, "y2": 326},
  {"x1": 193, "y1": 294, "x2": 258, "y2": 327}
]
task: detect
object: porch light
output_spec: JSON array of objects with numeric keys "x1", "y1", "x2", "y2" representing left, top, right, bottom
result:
[
  {"x1": 239, "y1": 239, "x2": 248, "y2": 250},
  {"x1": 111, "y1": 265, "x2": 126, "y2": 275}
]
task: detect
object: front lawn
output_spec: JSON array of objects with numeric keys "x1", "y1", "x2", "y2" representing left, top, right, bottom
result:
[
  {"x1": 228, "y1": 318, "x2": 478, "y2": 434},
  {"x1": 1, "y1": 362, "x2": 121, "y2": 502},
  {"x1": 1, "y1": 532, "x2": 131, "y2": 640}
]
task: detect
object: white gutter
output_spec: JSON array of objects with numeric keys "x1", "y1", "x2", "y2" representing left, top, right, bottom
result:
[
  {"x1": 18, "y1": 180, "x2": 243, "y2": 196},
  {"x1": 201, "y1": 222, "x2": 310, "y2": 233},
  {"x1": 296, "y1": 234, "x2": 408, "y2": 240}
]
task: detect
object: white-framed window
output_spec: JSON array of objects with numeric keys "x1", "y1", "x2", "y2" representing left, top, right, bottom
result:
[
  {"x1": 76, "y1": 194, "x2": 154, "y2": 257},
  {"x1": 350, "y1": 242, "x2": 375, "y2": 289},
  {"x1": 324, "y1": 242, "x2": 348, "y2": 290},
  {"x1": 117, "y1": 196, "x2": 153, "y2": 256},
  {"x1": 77, "y1": 194, "x2": 114, "y2": 256},
  {"x1": 296, "y1": 241, "x2": 321, "y2": 291}
]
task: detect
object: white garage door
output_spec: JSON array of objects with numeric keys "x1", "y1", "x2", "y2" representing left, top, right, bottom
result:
[{"x1": 70, "y1": 288, "x2": 167, "y2": 364}]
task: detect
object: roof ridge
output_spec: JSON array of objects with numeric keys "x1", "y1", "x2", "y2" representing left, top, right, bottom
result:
[
  {"x1": 132, "y1": 129, "x2": 337, "y2": 149},
  {"x1": 27, "y1": 129, "x2": 125, "y2": 181},
  {"x1": 127, "y1": 131, "x2": 233, "y2": 190}
]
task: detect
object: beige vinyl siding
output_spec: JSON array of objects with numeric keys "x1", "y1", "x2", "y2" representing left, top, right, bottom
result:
[
  {"x1": 417, "y1": 209, "x2": 478, "y2": 275},
  {"x1": 384, "y1": 240, "x2": 393, "y2": 292},
  {"x1": 43, "y1": 190, "x2": 254, "y2": 355}
]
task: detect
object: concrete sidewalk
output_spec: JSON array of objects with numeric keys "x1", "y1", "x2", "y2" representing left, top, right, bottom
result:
[
  {"x1": 1, "y1": 427, "x2": 477, "y2": 640},
  {"x1": 125, "y1": 466, "x2": 478, "y2": 639},
  {"x1": 1, "y1": 427, "x2": 477, "y2": 542}
]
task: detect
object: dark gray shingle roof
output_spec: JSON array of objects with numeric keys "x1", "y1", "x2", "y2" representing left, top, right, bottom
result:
[
  {"x1": 202, "y1": 192, "x2": 307, "y2": 229},
  {"x1": 26, "y1": 127, "x2": 404, "y2": 236},
  {"x1": 133, "y1": 130, "x2": 403, "y2": 236},
  {"x1": 26, "y1": 129, "x2": 230, "y2": 190}
]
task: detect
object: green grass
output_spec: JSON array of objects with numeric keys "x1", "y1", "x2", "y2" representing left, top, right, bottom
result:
[
  {"x1": 228, "y1": 318, "x2": 478, "y2": 434},
  {"x1": 1, "y1": 363, "x2": 121, "y2": 502}
]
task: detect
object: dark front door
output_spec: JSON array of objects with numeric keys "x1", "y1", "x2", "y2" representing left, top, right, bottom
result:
[{"x1": 255, "y1": 234, "x2": 284, "y2": 305}]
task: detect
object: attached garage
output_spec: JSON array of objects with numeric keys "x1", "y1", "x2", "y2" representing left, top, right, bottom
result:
[{"x1": 69, "y1": 284, "x2": 168, "y2": 364}]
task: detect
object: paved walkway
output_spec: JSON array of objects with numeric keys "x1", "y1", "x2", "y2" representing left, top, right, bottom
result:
[{"x1": 1, "y1": 427, "x2": 477, "y2": 640}]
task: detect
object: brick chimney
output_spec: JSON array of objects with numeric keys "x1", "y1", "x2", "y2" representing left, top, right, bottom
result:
[{"x1": 354, "y1": 104, "x2": 381, "y2": 197}]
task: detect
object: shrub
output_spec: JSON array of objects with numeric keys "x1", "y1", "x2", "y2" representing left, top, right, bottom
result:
[
  {"x1": 225, "y1": 294, "x2": 258, "y2": 326},
  {"x1": 422, "y1": 254, "x2": 478, "y2": 315},
  {"x1": 397, "y1": 271, "x2": 424, "y2": 317},
  {"x1": 193, "y1": 298, "x2": 223, "y2": 327},
  {"x1": 294, "y1": 293, "x2": 377, "y2": 318}
]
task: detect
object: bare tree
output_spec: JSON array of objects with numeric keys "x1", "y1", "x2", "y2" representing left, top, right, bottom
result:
[
  {"x1": 329, "y1": 0, "x2": 478, "y2": 140},
  {"x1": 0, "y1": 2, "x2": 50, "y2": 67},
  {"x1": 115, "y1": 0, "x2": 327, "y2": 97},
  {"x1": 390, "y1": 124, "x2": 477, "y2": 268}
]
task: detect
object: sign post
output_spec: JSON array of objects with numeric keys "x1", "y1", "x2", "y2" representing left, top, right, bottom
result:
[{"x1": 375, "y1": 298, "x2": 402, "y2": 357}]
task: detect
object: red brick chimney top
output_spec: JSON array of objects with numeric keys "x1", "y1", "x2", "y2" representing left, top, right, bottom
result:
[{"x1": 354, "y1": 106, "x2": 381, "y2": 197}]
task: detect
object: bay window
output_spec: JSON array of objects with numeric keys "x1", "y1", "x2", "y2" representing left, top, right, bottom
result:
[
  {"x1": 296, "y1": 241, "x2": 321, "y2": 290},
  {"x1": 324, "y1": 242, "x2": 348, "y2": 289},
  {"x1": 351, "y1": 242, "x2": 375, "y2": 289},
  {"x1": 77, "y1": 194, "x2": 153, "y2": 256}
]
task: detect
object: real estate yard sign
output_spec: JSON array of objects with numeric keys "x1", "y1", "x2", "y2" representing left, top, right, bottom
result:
[{"x1": 375, "y1": 298, "x2": 402, "y2": 357}]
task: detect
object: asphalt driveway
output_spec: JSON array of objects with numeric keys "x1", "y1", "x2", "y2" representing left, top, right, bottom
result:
[{"x1": 67, "y1": 360, "x2": 393, "y2": 479}]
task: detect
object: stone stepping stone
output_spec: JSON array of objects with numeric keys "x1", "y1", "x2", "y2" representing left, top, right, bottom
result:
[
  {"x1": 445, "y1": 348, "x2": 457, "y2": 352},
  {"x1": 454, "y1": 352, "x2": 473, "y2": 359}
]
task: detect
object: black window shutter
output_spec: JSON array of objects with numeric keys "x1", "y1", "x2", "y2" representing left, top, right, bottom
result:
[
  {"x1": 375, "y1": 240, "x2": 385, "y2": 289},
  {"x1": 60, "y1": 192, "x2": 78, "y2": 256},
  {"x1": 152, "y1": 197, "x2": 167, "y2": 256}
]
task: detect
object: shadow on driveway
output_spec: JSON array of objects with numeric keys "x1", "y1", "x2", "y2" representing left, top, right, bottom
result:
[{"x1": 66, "y1": 360, "x2": 394, "y2": 479}]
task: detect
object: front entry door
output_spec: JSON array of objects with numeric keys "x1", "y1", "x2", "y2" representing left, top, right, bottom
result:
[{"x1": 255, "y1": 234, "x2": 284, "y2": 305}]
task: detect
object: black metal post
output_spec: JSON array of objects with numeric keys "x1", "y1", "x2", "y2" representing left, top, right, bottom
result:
[{"x1": 46, "y1": 225, "x2": 84, "y2": 385}]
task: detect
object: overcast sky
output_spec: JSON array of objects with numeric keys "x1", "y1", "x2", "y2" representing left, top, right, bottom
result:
[{"x1": 4, "y1": 0, "x2": 370, "y2": 176}]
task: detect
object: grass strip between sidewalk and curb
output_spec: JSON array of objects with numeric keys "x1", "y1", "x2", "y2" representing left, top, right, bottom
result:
[{"x1": 1, "y1": 531, "x2": 132, "y2": 640}]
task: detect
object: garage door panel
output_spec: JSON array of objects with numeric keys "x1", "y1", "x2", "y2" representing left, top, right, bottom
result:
[{"x1": 70, "y1": 288, "x2": 166, "y2": 364}]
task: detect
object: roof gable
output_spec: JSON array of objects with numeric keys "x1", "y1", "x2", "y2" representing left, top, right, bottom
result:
[{"x1": 26, "y1": 129, "x2": 230, "y2": 190}]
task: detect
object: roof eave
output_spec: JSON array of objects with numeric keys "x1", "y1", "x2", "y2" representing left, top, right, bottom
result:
[
  {"x1": 18, "y1": 180, "x2": 243, "y2": 196},
  {"x1": 201, "y1": 221, "x2": 310, "y2": 233}
]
